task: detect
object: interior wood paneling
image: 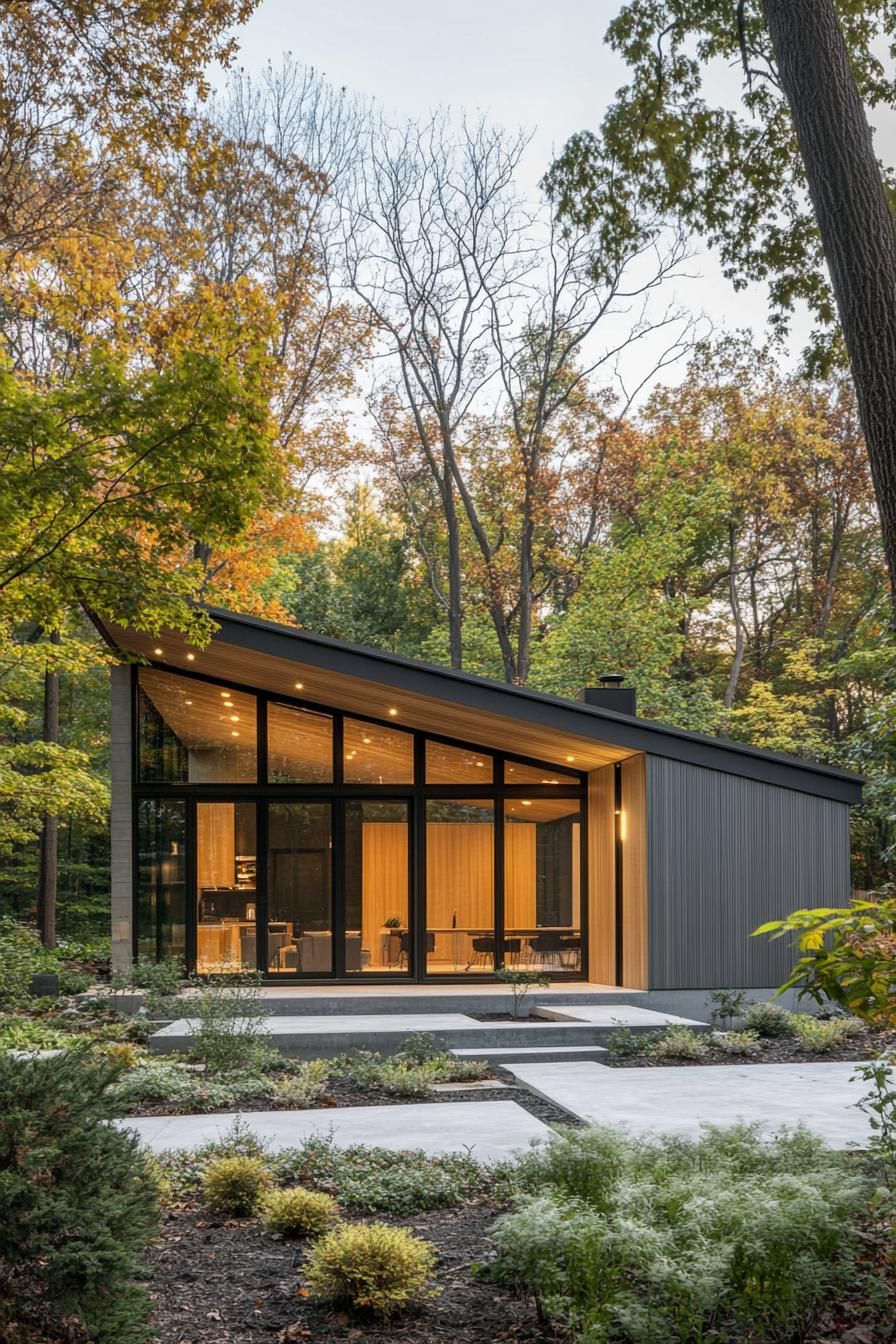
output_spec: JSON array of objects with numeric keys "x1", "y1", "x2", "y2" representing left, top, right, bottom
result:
[
  {"x1": 504, "y1": 825, "x2": 536, "y2": 929},
  {"x1": 112, "y1": 625, "x2": 630, "y2": 772},
  {"x1": 359, "y1": 821, "x2": 408, "y2": 967},
  {"x1": 621, "y1": 754, "x2": 648, "y2": 989},
  {"x1": 587, "y1": 766, "x2": 616, "y2": 984},
  {"x1": 196, "y1": 803, "x2": 235, "y2": 888}
]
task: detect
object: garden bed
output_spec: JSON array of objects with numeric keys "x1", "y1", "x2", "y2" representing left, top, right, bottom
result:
[
  {"x1": 605, "y1": 1025, "x2": 896, "y2": 1067},
  {"x1": 147, "y1": 1200, "x2": 544, "y2": 1344}
]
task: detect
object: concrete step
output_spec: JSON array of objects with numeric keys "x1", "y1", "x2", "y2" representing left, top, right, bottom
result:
[
  {"x1": 452, "y1": 1044, "x2": 609, "y2": 1065},
  {"x1": 534, "y1": 1004, "x2": 711, "y2": 1032},
  {"x1": 149, "y1": 1012, "x2": 612, "y2": 1059},
  {"x1": 254, "y1": 989, "x2": 645, "y2": 1016}
]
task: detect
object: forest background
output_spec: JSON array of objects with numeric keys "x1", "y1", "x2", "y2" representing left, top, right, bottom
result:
[{"x1": 2, "y1": 0, "x2": 894, "y2": 940}]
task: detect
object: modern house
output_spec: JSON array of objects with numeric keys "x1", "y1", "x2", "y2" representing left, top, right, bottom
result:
[{"x1": 98, "y1": 607, "x2": 862, "y2": 1000}]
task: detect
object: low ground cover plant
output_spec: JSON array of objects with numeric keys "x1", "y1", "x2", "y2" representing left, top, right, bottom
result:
[
  {"x1": 790, "y1": 1012, "x2": 865, "y2": 1053},
  {"x1": 202, "y1": 1154, "x2": 271, "y2": 1214},
  {"x1": 647, "y1": 1024, "x2": 709, "y2": 1060},
  {"x1": 158, "y1": 1121, "x2": 497, "y2": 1215},
  {"x1": 710, "y1": 1028, "x2": 762, "y2": 1056},
  {"x1": 306, "y1": 1221, "x2": 439, "y2": 1318},
  {"x1": 335, "y1": 1039, "x2": 488, "y2": 1098},
  {"x1": 485, "y1": 1124, "x2": 869, "y2": 1344},
  {"x1": 272, "y1": 1058, "x2": 331, "y2": 1108},
  {"x1": 743, "y1": 999, "x2": 796, "y2": 1037},
  {"x1": 0, "y1": 1048, "x2": 160, "y2": 1344},
  {"x1": 261, "y1": 1186, "x2": 339, "y2": 1238},
  {"x1": 109, "y1": 1056, "x2": 280, "y2": 1113},
  {"x1": 605, "y1": 1023, "x2": 647, "y2": 1057}
]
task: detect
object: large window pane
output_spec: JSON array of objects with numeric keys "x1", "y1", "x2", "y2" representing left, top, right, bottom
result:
[
  {"x1": 268, "y1": 703, "x2": 333, "y2": 783},
  {"x1": 136, "y1": 799, "x2": 186, "y2": 964},
  {"x1": 267, "y1": 803, "x2": 333, "y2": 974},
  {"x1": 344, "y1": 802, "x2": 410, "y2": 974},
  {"x1": 504, "y1": 798, "x2": 581, "y2": 972},
  {"x1": 138, "y1": 668, "x2": 256, "y2": 783},
  {"x1": 425, "y1": 740, "x2": 493, "y2": 784},
  {"x1": 344, "y1": 718, "x2": 413, "y2": 784},
  {"x1": 504, "y1": 758, "x2": 580, "y2": 786},
  {"x1": 425, "y1": 799, "x2": 494, "y2": 974},
  {"x1": 196, "y1": 802, "x2": 257, "y2": 973}
]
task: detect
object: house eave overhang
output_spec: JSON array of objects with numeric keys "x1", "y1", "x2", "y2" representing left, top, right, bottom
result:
[{"x1": 94, "y1": 605, "x2": 864, "y2": 806}]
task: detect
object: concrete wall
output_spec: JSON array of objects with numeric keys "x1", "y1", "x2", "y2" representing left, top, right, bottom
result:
[
  {"x1": 110, "y1": 665, "x2": 133, "y2": 971},
  {"x1": 646, "y1": 756, "x2": 852, "y2": 991}
]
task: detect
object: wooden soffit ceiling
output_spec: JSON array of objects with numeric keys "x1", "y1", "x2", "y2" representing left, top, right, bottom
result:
[{"x1": 100, "y1": 619, "x2": 632, "y2": 773}]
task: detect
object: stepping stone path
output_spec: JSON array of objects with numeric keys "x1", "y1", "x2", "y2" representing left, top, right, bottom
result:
[
  {"x1": 116, "y1": 1099, "x2": 549, "y2": 1163},
  {"x1": 504, "y1": 1060, "x2": 875, "y2": 1148}
]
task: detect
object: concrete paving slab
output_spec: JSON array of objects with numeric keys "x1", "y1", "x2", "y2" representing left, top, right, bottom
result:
[
  {"x1": 505, "y1": 1060, "x2": 875, "y2": 1148},
  {"x1": 115, "y1": 1099, "x2": 548, "y2": 1163},
  {"x1": 452, "y1": 1044, "x2": 609, "y2": 1064},
  {"x1": 534, "y1": 1005, "x2": 707, "y2": 1028}
]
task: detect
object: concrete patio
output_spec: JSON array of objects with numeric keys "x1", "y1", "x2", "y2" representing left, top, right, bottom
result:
[
  {"x1": 116, "y1": 1098, "x2": 550, "y2": 1163},
  {"x1": 504, "y1": 1059, "x2": 875, "y2": 1147}
]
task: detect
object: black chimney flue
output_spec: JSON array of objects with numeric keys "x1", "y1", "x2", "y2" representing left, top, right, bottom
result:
[{"x1": 578, "y1": 674, "x2": 637, "y2": 716}]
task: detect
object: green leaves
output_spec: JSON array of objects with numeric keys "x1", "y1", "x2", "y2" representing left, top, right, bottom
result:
[
  {"x1": 547, "y1": 0, "x2": 896, "y2": 357},
  {"x1": 754, "y1": 896, "x2": 896, "y2": 1026}
]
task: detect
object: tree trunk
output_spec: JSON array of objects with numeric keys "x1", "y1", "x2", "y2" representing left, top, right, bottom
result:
[
  {"x1": 36, "y1": 630, "x2": 60, "y2": 948},
  {"x1": 764, "y1": 0, "x2": 896, "y2": 612}
]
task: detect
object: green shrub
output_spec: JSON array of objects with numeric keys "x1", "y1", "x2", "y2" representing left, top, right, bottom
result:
[
  {"x1": 744, "y1": 999, "x2": 795, "y2": 1038},
  {"x1": 605, "y1": 1023, "x2": 647, "y2": 1057},
  {"x1": 495, "y1": 965, "x2": 550, "y2": 1017},
  {"x1": 187, "y1": 975, "x2": 275, "y2": 1074},
  {"x1": 379, "y1": 1054, "x2": 488, "y2": 1097},
  {"x1": 273, "y1": 1058, "x2": 330, "y2": 1108},
  {"x1": 0, "y1": 1048, "x2": 160, "y2": 1343},
  {"x1": 306, "y1": 1221, "x2": 438, "y2": 1318},
  {"x1": 487, "y1": 1124, "x2": 868, "y2": 1344},
  {"x1": 398, "y1": 1031, "x2": 443, "y2": 1062},
  {"x1": 261, "y1": 1187, "x2": 339, "y2": 1238},
  {"x1": 647, "y1": 1025, "x2": 709, "y2": 1060},
  {"x1": 708, "y1": 988, "x2": 748, "y2": 1027},
  {"x1": 711, "y1": 1029, "x2": 762, "y2": 1057},
  {"x1": 202, "y1": 1155, "x2": 271, "y2": 1214},
  {"x1": 111, "y1": 955, "x2": 186, "y2": 997},
  {"x1": 0, "y1": 917, "x2": 49, "y2": 1008},
  {"x1": 790, "y1": 1013, "x2": 860, "y2": 1053}
]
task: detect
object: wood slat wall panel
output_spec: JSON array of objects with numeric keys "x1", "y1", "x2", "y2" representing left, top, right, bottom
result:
[
  {"x1": 646, "y1": 757, "x2": 852, "y2": 989},
  {"x1": 587, "y1": 765, "x2": 616, "y2": 984},
  {"x1": 621, "y1": 755, "x2": 648, "y2": 989}
]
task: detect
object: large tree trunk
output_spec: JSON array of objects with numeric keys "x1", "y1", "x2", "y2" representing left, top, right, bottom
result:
[
  {"x1": 764, "y1": 0, "x2": 896, "y2": 611},
  {"x1": 36, "y1": 630, "x2": 60, "y2": 948}
]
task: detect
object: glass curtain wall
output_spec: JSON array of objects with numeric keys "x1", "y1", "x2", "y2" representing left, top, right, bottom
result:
[
  {"x1": 134, "y1": 666, "x2": 586, "y2": 979},
  {"x1": 504, "y1": 798, "x2": 582, "y2": 972}
]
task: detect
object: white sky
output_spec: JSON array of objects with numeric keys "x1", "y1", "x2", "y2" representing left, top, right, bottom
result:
[{"x1": 228, "y1": 0, "x2": 797, "y2": 359}]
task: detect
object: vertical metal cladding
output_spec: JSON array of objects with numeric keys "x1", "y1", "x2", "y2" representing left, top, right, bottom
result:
[{"x1": 646, "y1": 756, "x2": 852, "y2": 990}]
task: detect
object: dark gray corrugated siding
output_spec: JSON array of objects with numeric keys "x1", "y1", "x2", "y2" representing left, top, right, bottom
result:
[{"x1": 646, "y1": 756, "x2": 852, "y2": 990}]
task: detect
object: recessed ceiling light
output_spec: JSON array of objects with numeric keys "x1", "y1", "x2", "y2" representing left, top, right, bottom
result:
[
  {"x1": 230, "y1": 715, "x2": 239, "y2": 722},
  {"x1": 185, "y1": 700, "x2": 192, "y2": 706},
  {"x1": 362, "y1": 736, "x2": 371, "y2": 744},
  {"x1": 475, "y1": 761, "x2": 484, "y2": 768},
  {"x1": 294, "y1": 681, "x2": 304, "y2": 690},
  {"x1": 388, "y1": 707, "x2": 398, "y2": 717},
  {"x1": 220, "y1": 691, "x2": 229, "y2": 698},
  {"x1": 153, "y1": 647, "x2": 163, "y2": 656},
  {"x1": 223, "y1": 700, "x2": 233, "y2": 707},
  {"x1": 186, "y1": 653, "x2": 195, "y2": 662},
  {"x1": 522, "y1": 800, "x2": 532, "y2": 807},
  {"x1": 566, "y1": 755, "x2": 575, "y2": 763},
  {"x1": 231, "y1": 731, "x2": 239, "y2": 737}
]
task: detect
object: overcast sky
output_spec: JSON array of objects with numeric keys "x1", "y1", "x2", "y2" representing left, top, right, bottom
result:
[{"x1": 228, "y1": 0, "x2": 795, "y2": 356}]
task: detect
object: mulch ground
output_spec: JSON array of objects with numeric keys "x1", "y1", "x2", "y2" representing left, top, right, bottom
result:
[
  {"x1": 146, "y1": 1201, "x2": 545, "y2": 1344},
  {"x1": 126, "y1": 1078, "x2": 579, "y2": 1127}
]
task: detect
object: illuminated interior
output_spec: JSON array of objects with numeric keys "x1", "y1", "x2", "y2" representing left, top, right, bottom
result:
[{"x1": 134, "y1": 665, "x2": 584, "y2": 978}]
